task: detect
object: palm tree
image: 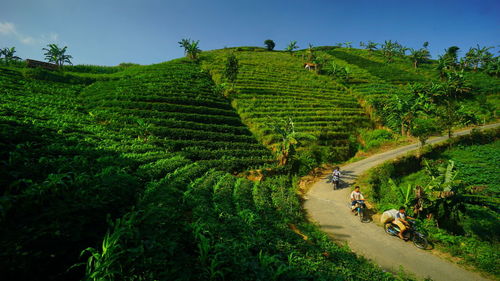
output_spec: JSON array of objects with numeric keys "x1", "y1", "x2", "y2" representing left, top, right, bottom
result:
[
  {"x1": 0, "y1": 47, "x2": 21, "y2": 65},
  {"x1": 178, "y1": 39, "x2": 201, "y2": 60},
  {"x1": 42, "y1": 44, "x2": 73, "y2": 67},
  {"x1": 285, "y1": 41, "x2": 299, "y2": 55},
  {"x1": 344, "y1": 42, "x2": 352, "y2": 49}
]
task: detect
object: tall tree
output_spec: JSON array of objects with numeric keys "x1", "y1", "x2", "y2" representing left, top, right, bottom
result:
[
  {"x1": 42, "y1": 44, "x2": 72, "y2": 67},
  {"x1": 178, "y1": 38, "x2": 201, "y2": 60},
  {"x1": 264, "y1": 39, "x2": 275, "y2": 51},
  {"x1": 0, "y1": 47, "x2": 21, "y2": 65}
]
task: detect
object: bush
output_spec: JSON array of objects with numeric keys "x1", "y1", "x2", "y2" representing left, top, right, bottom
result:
[
  {"x1": 359, "y1": 128, "x2": 394, "y2": 151},
  {"x1": 23, "y1": 67, "x2": 96, "y2": 84}
]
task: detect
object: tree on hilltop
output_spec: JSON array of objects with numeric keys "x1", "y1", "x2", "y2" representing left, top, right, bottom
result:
[
  {"x1": 0, "y1": 47, "x2": 21, "y2": 65},
  {"x1": 264, "y1": 39, "x2": 275, "y2": 51},
  {"x1": 285, "y1": 41, "x2": 299, "y2": 55},
  {"x1": 43, "y1": 44, "x2": 72, "y2": 67},
  {"x1": 409, "y1": 48, "x2": 431, "y2": 68},
  {"x1": 178, "y1": 38, "x2": 201, "y2": 60},
  {"x1": 360, "y1": 41, "x2": 378, "y2": 52}
]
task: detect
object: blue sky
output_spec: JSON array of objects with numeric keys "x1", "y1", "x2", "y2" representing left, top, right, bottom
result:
[{"x1": 1, "y1": 0, "x2": 499, "y2": 65}]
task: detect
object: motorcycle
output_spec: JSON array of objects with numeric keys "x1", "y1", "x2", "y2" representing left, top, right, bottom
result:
[
  {"x1": 384, "y1": 219, "x2": 428, "y2": 249},
  {"x1": 352, "y1": 200, "x2": 369, "y2": 223}
]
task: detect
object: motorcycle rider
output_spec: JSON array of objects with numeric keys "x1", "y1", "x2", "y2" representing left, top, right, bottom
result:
[
  {"x1": 350, "y1": 186, "x2": 365, "y2": 215},
  {"x1": 394, "y1": 206, "x2": 414, "y2": 240},
  {"x1": 331, "y1": 166, "x2": 341, "y2": 189}
]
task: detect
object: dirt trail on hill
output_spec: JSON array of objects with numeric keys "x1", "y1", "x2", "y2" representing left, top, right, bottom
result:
[{"x1": 304, "y1": 123, "x2": 499, "y2": 281}]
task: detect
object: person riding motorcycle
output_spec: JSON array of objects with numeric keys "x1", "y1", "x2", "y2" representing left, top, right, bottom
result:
[
  {"x1": 331, "y1": 167, "x2": 341, "y2": 189},
  {"x1": 350, "y1": 186, "x2": 365, "y2": 215},
  {"x1": 393, "y1": 206, "x2": 414, "y2": 240}
]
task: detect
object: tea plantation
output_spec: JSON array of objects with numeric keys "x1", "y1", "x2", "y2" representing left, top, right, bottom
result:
[
  {"x1": 0, "y1": 58, "x2": 407, "y2": 280},
  {"x1": 0, "y1": 45, "x2": 498, "y2": 280}
]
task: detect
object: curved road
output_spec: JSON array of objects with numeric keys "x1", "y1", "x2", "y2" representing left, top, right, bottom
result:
[{"x1": 304, "y1": 123, "x2": 499, "y2": 281}]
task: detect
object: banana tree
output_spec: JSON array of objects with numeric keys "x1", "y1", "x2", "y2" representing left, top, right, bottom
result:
[
  {"x1": 381, "y1": 40, "x2": 396, "y2": 63},
  {"x1": 0, "y1": 47, "x2": 21, "y2": 65},
  {"x1": 387, "y1": 178, "x2": 413, "y2": 209},
  {"x1": 178, "y1": 38, "x2": 201, "y2": 60},
  {"x1": 365, "y1": 41, "x2": 378, "y2": 52},
  {"x1": 271, "y1": 117, "x2": 316, "y2": 166},
  {"x1": 42, "y1": 44, "x2": 72, "y2": 67},
  {"x1": 285, "y1": 41, "x2": 299, "y2": 55},
  {"x1": 409, "y1": 48, "x2": 430, "y2": 68}
]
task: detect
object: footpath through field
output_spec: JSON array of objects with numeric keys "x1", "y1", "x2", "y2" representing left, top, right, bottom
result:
[{"x1": 304, "y1": 123, "x2": 499, "y2": 281}]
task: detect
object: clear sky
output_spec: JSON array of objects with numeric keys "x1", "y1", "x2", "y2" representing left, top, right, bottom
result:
[{"x1": 1, "y1": 0, "x2": 499, "y2": 66}]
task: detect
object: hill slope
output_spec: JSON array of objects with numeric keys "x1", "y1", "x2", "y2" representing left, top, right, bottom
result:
[{"x1": 202, "y1": 49, "x2": 370, "y2": 162}]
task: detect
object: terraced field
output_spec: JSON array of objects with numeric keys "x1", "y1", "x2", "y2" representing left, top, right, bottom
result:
[
  {"x1": 314, "y1": 49, "x2": 401, "y2": 117},
  {"x1": 82, "y1": 60, "x2": 273, "y2": 172},
  {"x1": 0, "y1": 60, "x2": 272, "y2": 279},
  {"x1": 325, "y1": 48, "x2": 437, "y2": 84},
  {"x1": 0, "y1": 60, "x2": 402, "y2": 280},
  {"x1": 202, "y1": 50, "x2": 370, "y2": 161}
]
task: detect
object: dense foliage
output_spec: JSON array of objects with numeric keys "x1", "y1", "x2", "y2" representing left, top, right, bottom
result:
[{"x1": 358, "y1": 129, "x2": 500, "y2": 276}]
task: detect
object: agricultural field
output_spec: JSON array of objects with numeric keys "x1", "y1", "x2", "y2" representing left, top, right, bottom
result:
[
  {"x1": 1, "y1": 43, "x2": 499, "y2": 280},
  {"x1": 201, "y1": 49, "x2": 369, "y2": 163},
  {"x1": 0, "y1": 57, "x2": 408, "y2": 280}
]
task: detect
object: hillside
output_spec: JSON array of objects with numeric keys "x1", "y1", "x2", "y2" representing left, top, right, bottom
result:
[
  {"x1": 0, "y1": 45, "x2": 499, "y2": 280},
  {"x1": 201, "y1": 48, "x2": 369, "y2": 162},
  {"x1": 0, "y1": 59, "x2": 403, "y2": 280}
]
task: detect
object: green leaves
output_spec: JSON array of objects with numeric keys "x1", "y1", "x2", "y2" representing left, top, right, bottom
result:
[
  {"x1": 42, "y1": 44, "x2": 73, "y2": 67},
  {"x1": 178, "y1": 38, "x2": 201, "y2": 60},
  {"x1": 0, "y1": 47, "x2": 21, "y2": 65},
  {"x1": 284, "y1": 41, "x2": 299, "y2": 54}
]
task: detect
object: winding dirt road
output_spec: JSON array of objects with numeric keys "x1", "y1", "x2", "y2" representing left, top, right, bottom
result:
[{"x1": 304, "y1": 123, "x2": 499, "y2": 281}]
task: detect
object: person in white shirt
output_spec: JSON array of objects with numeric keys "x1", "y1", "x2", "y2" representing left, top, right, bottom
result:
[
  {"x1": 394, "y1": 206, "x2": 414, "y2": 240},
  {"x1": 350, "y1": 186, "x2": 365, "y2": 213},
  {"x1": 331, "y1": 167, "x2": 341, "y2": 189}
]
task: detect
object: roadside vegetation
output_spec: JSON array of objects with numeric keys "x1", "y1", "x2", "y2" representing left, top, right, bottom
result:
[{"x1": 358, "y1": 129, "x2": 499, "y2": 277}]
